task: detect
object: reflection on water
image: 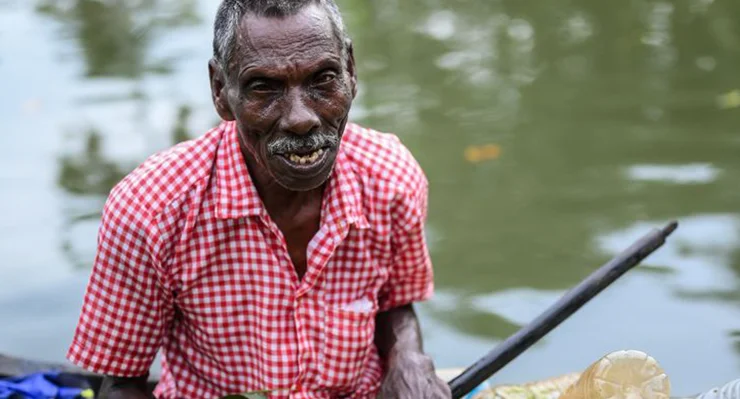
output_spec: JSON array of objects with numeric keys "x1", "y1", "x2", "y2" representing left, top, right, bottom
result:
[
  {"x1": 36, "y1": 0, "x2": 200, "y2": 78},
  {"x1": 1, "y1": 0, "x2": 739, "y2": 395},
  {"x1": 597, "y1": 215, "x2": 740, "y2": 295},
  {"x1": 57, "y1": 130, "x2": 127, "y2": 196},
  {"x1": 470, "y1": 288, "x2": 564, "y2": 328},
  {"x1": 626, "y1": 163, "x2": 721, "y2": 184}
]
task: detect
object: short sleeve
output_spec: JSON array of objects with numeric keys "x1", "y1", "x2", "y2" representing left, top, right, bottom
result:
[
  {"x1": 377, "y1": 178, "x2": 434, "y2": 312},
  {"x1": 67, "y1": 185, "x2": 174, "y2": 377}
]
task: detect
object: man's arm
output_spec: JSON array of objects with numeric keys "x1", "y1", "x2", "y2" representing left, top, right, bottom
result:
[
  {"x1": 375, "y1": 304, "x2": 424, "y2": 362},
  {"x1": 66, "y1": 183, "x2": 174, "y2": 391},
  {"x1": 375, "y1": 304, "x2": 451, "y2": 399},
  {"x1": 374, "y1": 159, "x2": 449, "y2": 398},
  {"x1": 99, "y1": 375, "x2": 152, "y2": 399}
]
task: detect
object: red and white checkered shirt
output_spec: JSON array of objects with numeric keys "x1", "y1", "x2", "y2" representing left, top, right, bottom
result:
[{"x1": 67, "y1": 121, "x2": 434, "y2": 399}]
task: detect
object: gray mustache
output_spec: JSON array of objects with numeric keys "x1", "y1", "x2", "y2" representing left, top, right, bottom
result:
[{"x1": 268, "y1": 132, "x2": 339, "y2": 155}]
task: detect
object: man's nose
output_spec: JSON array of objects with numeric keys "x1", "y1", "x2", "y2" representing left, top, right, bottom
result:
[{"x1": 280, "y1": 90, "x2": 320, "y2": 136}]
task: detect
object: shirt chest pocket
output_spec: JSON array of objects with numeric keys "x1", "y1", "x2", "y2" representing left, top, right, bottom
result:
[{"x1": 320, "y1": 301, "x2": 377, "y2": 391}]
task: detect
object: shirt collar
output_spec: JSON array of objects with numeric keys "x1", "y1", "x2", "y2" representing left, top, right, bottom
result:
[
  {"x1": 215, "y1": 121, "x2": 264, "y2": 218},
  {"x1": 322, "y1": 144, "x2": 370, "y2": 230},
  {"x1": 215, "y1": 121, "x2": 368, "y2": 229}
]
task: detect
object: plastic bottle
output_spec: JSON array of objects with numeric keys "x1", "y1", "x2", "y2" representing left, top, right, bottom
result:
[
  {"x1": 693, "y1": 378, "x2": 740, "y2": 399},
  {"x1": 558, "y1": 350, "x2": 671, "y2": 399}
]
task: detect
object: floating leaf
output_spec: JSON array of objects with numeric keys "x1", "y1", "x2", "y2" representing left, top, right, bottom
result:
[
  {"x1": 464, "y1": 144, "x2": 501, "y2": 163},
  {"x1": 717, "y1": 89, "x2": 740, "y2": 109}
]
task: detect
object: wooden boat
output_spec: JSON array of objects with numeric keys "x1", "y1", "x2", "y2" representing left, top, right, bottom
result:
[{"x1": 3, "y1": 352, "x2": 732, "y2": 398}]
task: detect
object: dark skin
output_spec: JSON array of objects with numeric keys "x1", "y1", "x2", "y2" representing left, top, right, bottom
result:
[
  {"x1": 98, "y1": 375, "x2": 152, "y2": 399},
  {"x1": 98, "y1": 5, "x2": 450, "y2": 399}
]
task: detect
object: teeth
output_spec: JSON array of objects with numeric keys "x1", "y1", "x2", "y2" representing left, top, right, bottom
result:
[{"x1": 287, "y1": 149, "x2": 323, "y2": 165}]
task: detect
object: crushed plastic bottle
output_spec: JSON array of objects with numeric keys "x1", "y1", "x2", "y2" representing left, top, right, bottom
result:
[
  {"x1": 558, "y1": 350, "x2": 671, "y2": 399},
  {"x1": 693, "y1": 378, "x2": 740, "y2": 399}
]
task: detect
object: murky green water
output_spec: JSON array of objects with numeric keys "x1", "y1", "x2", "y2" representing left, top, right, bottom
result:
[{"x1": 1, "y1": 0, "x2": 739, "y2": 395}]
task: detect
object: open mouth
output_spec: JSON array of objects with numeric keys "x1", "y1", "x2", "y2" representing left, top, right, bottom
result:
[
  {"x1": 283, "y1": 148, "x2": 325, "y2": 165},
  {"x1": 276, "y1": 147, "x2": 332, "y2": 170}
]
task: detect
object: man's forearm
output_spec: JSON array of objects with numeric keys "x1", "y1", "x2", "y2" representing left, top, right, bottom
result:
[
  {"x1": 374, "y1": 304, "x2": 452, "y2": 398},
  {"x1": 375, "y1": 303, "x2": 426, "y2": 365},
  {"x1": 99, "y1": 375, "x2": 152, "y2": 399}
]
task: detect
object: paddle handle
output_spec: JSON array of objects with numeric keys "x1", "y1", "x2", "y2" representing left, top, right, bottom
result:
[{"x1": 448, "y1": 221, "x2": 679, "y2": 399}]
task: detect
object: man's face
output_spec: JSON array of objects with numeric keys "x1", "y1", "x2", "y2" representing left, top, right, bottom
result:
[{"x1": 210, "y1": 4, "x2": 357, "y2": 192}]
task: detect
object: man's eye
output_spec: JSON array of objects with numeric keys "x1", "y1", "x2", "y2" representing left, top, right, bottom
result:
[
  {"x1": 247, "y1": 80, "x2": 276, "y2": 93},
  {"x1": 315, "y1": 71, "x2": 337, "y2": 85}
]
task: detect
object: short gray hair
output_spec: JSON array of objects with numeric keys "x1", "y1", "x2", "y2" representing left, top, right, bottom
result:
[{"x1": 212, "y1": 0, "x2": 348, "y2": 70}]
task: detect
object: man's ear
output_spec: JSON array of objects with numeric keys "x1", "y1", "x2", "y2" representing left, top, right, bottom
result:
[
  {"x1": 208, "y1": 59, "x2": 236, "y2": 121},
  {"x1": 345, "y1": 39, "x2": 358, "y2": 99}
]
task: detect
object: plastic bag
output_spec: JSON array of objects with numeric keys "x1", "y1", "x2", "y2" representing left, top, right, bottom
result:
[{"x1": 0, "y1": 372, "x2": 94, "y2": 399}]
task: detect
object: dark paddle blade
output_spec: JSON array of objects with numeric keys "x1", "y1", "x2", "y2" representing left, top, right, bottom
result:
[{"x1": 448, "y1": 221, "x2": 679, "y2": 399}]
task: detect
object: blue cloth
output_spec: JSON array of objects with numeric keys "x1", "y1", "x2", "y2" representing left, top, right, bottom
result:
[{"x1": 0, "y1": 372, "x2": 90, "y2": 399}]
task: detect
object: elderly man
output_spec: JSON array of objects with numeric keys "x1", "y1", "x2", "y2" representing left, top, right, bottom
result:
[{"x1": 66, "y1": 1, "x2": 451, "y2": 398}]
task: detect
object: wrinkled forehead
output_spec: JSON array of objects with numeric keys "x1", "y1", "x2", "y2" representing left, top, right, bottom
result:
[{"x1": 232, "y1": 4, "x2": 342, "y2": 71}]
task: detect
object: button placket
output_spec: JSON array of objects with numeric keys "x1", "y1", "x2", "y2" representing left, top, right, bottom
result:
[
  {"x1": 257, "y1": 215, "x2": 300, "y2": 290},
  {"x1": 293, "y1": 294, "x2": 309, "y2": 390},
  {"x1": 297, "y1": 221, "x2": 349, "y2": 298}
]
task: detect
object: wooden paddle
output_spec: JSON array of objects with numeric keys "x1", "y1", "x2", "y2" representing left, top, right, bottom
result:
[{"x1": 448, "y1": 221, "x2": 679, "y2": 399}]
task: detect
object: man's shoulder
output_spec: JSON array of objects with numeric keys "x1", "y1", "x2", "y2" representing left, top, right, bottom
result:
[
  {"x1": 106, "y1": 124, "x2": 224, "y2": 219},
  {"x1": 341, "y1": 122, "x2": 428, "y2": 195}
]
